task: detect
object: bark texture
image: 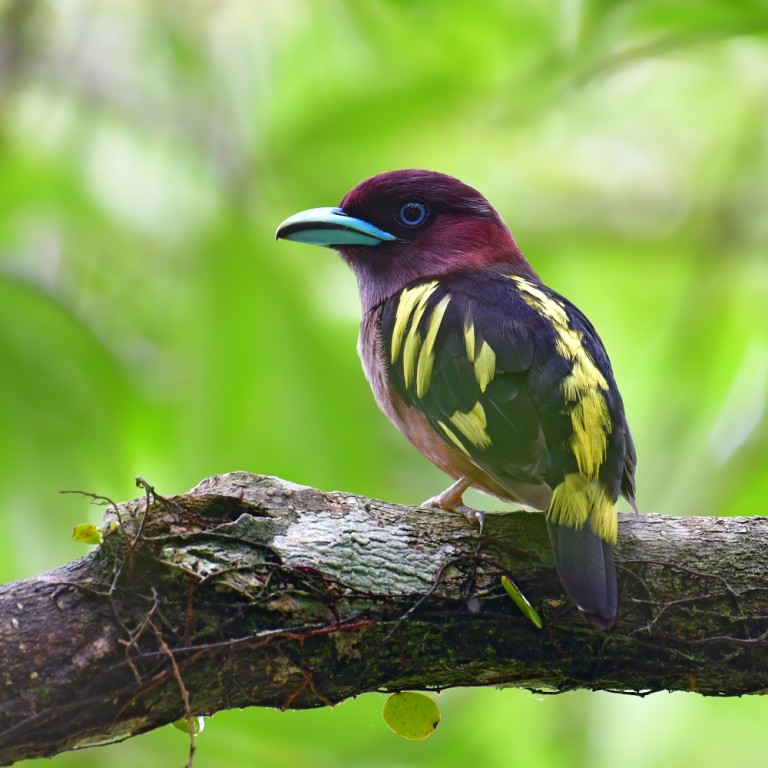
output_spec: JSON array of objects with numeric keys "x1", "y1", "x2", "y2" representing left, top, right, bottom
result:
[{"x1": 1, "y1": 472, "x2": 767, "y2": 765}]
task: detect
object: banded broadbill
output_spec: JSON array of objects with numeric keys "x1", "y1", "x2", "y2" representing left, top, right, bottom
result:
[{"x1": 276, "y1": 170, "x2": 637, "y2": 629}]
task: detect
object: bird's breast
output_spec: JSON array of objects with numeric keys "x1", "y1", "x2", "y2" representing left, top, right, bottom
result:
[{"x1": 359, "y1": 307, "x2": 470, "y2": 476}]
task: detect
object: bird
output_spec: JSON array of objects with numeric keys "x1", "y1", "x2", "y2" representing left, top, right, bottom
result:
[{"x1": 275, "y1": 169, "x2": 637, "y2": 630}]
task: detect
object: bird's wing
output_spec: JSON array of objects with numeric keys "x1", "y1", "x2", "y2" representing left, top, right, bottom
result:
[{"x1": 380, "y1": 269, "x2": 635, "y2": 529}]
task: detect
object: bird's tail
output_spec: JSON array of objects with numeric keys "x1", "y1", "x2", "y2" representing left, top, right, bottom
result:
[{"x1": 546, "y1": 520, "x2": 617, "y2": 630}]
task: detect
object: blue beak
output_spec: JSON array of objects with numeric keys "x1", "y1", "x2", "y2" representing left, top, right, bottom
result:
[{"x1": 275, "y1": 207, "x2": 397, "y2": 247}]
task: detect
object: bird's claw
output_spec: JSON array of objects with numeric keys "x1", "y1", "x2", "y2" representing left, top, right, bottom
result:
[{"x1": 458, "y1": 506, "x2": 485, "y2": 534}]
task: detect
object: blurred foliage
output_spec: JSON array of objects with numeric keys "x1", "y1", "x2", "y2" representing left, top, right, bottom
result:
[{"x1": 2, "y1": 0, "x2": 768, "y2": 766}]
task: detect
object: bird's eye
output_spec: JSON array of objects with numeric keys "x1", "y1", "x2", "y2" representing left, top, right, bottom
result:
[{"x1": 398, "y1": 201, "x2": 429, "y2": 228}]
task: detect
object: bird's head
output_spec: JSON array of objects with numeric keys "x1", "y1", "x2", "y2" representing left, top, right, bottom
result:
[{"x1": 276, "y1": 169, "x2": 536, "y2": 312}]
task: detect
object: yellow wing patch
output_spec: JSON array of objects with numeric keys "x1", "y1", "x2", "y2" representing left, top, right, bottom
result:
[
  {"x1": 391, "y1": 284, "x2": 451, "y2": 397},
  {"x1": 570, "y1": 391, "x2": 610, "y2": 477},
  {"x1": 437, "y1": 420, "x2": 471, "y2": 457},
  {"x1": 391, "y1": 282, "x2": 439, "y2": 365},
  {"x1": 463, "y1": 317, "x2": 476, "y2": 361},
  {"x1": 416, "y1": 296, "x2": 451, "y2": 397},
  {"x1": 463, "y1": 319, "x2": 496, "y2": 393},
  {"x1": 449, "y1": 402, "x2": 492, "y2": 450},
  {"x1": 402, "y1": 287, "x2": 439, "y2": 388},
  {"x1": 510, "y1": 276, "x2": 617, "y2": 544},
  {"x1": 549, "y1": 473, "x2": 617, "y2": 543},
  {"x1": 510, "y1": 276, "x2": 611, "y2": 480},
  {"x1": 474, "y1": 341, "x2": 496, "y2": 393}
]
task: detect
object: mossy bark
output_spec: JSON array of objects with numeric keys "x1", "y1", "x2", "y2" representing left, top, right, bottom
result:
[{"x1": 0, "y1": 472, "x2": 767, "y2": 765}]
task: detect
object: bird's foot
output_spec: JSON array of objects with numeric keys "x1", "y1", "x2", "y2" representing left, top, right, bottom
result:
[
  {"x1": 420, "y1": 477, "x2": 484, "y2": 534},
  {"x1": 420, "y1": 477, "x2": 468, "y2": 510}
]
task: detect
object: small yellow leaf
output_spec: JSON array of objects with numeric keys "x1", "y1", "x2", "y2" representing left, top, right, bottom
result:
[
  {"x1": 501, "y1": 575, "x2": 542, "y2": 629},
  {"x1": 171, "y1": 716, "x2": 205, "y2": 735},
  {"x1": 72, "y1": 523, "x2": 102, "y2": 545},
  {"x1": 383, "y1": 692, "x2": 440, "y2": 740}
]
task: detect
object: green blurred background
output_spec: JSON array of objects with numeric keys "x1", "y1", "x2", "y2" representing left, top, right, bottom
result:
[{"x1": 2, "y1": 1, "x2": 767, "y2": 766}]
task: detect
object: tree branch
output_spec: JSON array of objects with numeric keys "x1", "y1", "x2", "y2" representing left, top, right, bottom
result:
[{"x1": 1, "y1": 472, "x2": 766, "y2": 764}]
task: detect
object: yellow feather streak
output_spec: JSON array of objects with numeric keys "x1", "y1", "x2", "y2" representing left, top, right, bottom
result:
[
  {"x1": 511, "y1": 276, "x2": 610, "y2": 480},
  {"x1": 464, "y1": 319, "x2": 476, "y2": 361},
  {"x1": 463, "y1": 317, "x2": 496, "y2": 393},
  {"x1": 449, "y1": 402, "x2": 492, "y2": 450},
  {"x1": 401, "y1": 287, "x2": 439, "y2": 388},
  {"x1": 510, "y1": 276, "x2": 616, "y2": 543},
  {"x1": 402, "y1": 331, "x2": 421, "y2": 388},
  {"x1": 570, "y1": 391, "x2": 610, "y2": 478},
  {"x1": 391, "y1": 282, "x2": 439, "y2": 364},
  {"x1": 437, "y1": 420, "x2": 471, "y2": 457},
  {"x1": 549, "y1": 474, "x2": 618, "y2": 544},
  {"x1": 416, "y1": 295, "x2": 451, "y2": 397},
  {"x1": 474, "y1": 341, "x2": 496, "y2": 393}
]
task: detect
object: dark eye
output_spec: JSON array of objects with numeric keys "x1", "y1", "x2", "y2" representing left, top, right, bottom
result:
[{"x1": 398, "y1": 201, "x2": 429, "y2": 228}]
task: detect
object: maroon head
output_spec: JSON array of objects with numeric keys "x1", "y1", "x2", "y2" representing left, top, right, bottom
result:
[{"x1": 276, "y1": 169, "x2": 534, "y2": 312}]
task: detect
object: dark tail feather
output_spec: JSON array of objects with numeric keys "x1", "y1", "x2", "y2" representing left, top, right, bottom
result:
[{"x1": 546, "y1": 520, "x2": 617, "y2": 630}]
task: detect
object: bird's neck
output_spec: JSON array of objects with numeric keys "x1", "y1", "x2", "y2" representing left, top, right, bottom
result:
[{"x1": 348, "y1": 250, "x2": 538, "y2": 315}]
